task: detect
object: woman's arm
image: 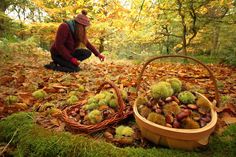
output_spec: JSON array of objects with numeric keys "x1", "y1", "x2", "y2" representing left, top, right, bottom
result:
[{"x1": 85, "y1": 40, "x2": 100, "y2": 57}]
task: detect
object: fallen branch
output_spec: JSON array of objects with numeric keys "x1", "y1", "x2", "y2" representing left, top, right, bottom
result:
[{"x1": 0, "y1": 129, "x2": 18, "y2": 156}]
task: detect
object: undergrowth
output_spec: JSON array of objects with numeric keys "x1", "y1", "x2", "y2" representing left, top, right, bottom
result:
[{"x1": 0, "y1": 112, "x2": 236, "y2": 157}]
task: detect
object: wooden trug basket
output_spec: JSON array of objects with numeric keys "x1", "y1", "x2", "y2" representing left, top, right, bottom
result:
[{"x1": 134, "y1": 55, "x2": 219, "y2": 150}]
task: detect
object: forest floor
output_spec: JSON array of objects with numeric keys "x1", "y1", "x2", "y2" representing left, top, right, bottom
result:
[{"x1": 0, "y1": 49, "x2": 236, "y2": 156}]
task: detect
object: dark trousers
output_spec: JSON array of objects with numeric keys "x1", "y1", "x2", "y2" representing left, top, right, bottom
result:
[{"x1": 51, "y1": 49, "x2": 91, "y2": 72}]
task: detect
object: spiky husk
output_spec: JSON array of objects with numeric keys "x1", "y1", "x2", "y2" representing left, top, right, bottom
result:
[
  {"x1": 163, "y1": 101, "x2": 181, "y2": 116},
  {"x1": 88, "y1": 109, "x2": 103, "y2": 124},
  {"x1": 32, "y1": 89, "x2": 47, "y2": 99},
  {"x1": 196, "y1": 97, "x2": 211, "y2": 114},
  {"x1": 178, "y1": 91, "x2": 196, "y2": 104},
  {"x1": 150, "y1": 81, "x2": 174, "y2": 99},
  {"x1": 167, "y1": 78, "x2": 182, "y2": 93},
  {"x1": 115, "y1": 125, "x2": 134, "y2": 137},
  {"x1": 66, "y1": 95, "x2": 78, "y2": 105},
  {"x1": 139, "y1": 106, "x2": 152, "y2": 118},
  {"x1": 181, "y1": 117, "x2": 200, "y2": 129},
  {"x1": 147, "y1": 112, "x2": 166, "y2": 126}
]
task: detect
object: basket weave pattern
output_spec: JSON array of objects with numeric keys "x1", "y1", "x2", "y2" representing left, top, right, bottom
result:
[{"x1": 60, "y1": 81, "x2": 133, "y2": 133}]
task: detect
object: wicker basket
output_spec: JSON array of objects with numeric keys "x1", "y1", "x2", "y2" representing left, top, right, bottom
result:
[
  {"x1": 134, "y1": 55, "x2": 219, "y2": 150},
  {"x1": 61, "y1": 81, "x2": 133, "y2": 134}
]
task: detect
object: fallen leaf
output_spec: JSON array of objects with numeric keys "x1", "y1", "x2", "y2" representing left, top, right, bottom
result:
[
  {"x1": 50, "y1": 83, "x2": 68, "y2": 89},
  {"x1": 222, "y1": 116, "x2": 236, "y2": 124},
  {"x1": 17, "y1": 92, "x2": 34, "y2": 105},
  {"x1": 216, "y1": 104, "x2": 236, "y2": 115},
  {"x1": 50, "y1": 118, "x2": 61, "y2": 127},
  {"x1": 0, "y1": 76, "x2": 14, "y2": 85},
  {"x1": 221, "y1": 112, "x2": 236, "y2": 124}
]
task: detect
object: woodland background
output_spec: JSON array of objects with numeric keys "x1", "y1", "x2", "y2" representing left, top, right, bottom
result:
[{"x1": 0, "y1": 0, "x2": 236, "y2": 65}]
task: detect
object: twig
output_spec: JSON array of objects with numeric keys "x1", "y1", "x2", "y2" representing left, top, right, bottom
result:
[{"x1": 0, "y1": 129, "x2": 18, "y2": 156}]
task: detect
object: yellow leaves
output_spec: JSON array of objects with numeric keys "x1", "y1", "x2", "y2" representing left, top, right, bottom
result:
[{"x1": 198, "y1": 7, "x2": 208, "y2": 15}]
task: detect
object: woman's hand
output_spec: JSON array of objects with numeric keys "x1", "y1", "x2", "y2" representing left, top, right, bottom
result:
[
  {"x1": 98, "y1": 54, "x2": 105, "y2": 62},
  {"x1": 70, "y1": 57, "x2": 80, "y2": 66}
]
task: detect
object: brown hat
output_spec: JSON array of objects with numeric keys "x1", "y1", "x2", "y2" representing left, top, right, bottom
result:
[{"x1": 75, "y1": 10, "x2": 90, "y2": 26}]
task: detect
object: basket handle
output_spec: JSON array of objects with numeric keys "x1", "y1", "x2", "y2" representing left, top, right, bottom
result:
[
  {"x1": 97, "y1": 80, "x2": 125, "y2": 116},
  {"x1": 136, "y1": 55, "x2": 220, "y2": 106}
]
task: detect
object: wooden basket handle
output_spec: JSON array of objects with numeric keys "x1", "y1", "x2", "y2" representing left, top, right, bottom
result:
[
  {"x1": 136, "y1": 55, "x2": 220, "y2": 106},
  {"x1": 97, "y1": 80, "x2": 125, "y2": 116}
]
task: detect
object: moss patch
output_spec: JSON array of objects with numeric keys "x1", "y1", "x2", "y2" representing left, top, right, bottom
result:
[{"x1": 0, "y1": 112, "x2": 235, "y2": 157}]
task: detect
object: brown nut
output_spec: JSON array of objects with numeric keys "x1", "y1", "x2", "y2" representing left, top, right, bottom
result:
[
  {"x1": 165, "y1": 114, "x2": 174, "y2": 124},
  {"x1": 75, "y1": 114, "x2": 81, "y2": 121},
  {"x1": 201, "y1": 116, "x2": 211, "y2": 123},
  {"x1": 200, "y1": 120, "x2": 207, "y2": 127},
  {"x1": 104, "y1": 131, "x2": 114, "y2": 140},
  {"x1": 158, "y1": 99, "x2": 165, "y2": 106},
  {"x1": 145, "y1": 102, "x2": 153, "y2": 108},
  {"x1": 152, "y1": 104, "x2": 160, "y2": 110},
  {"x1": 74, "y1": 107, "x2": 79, "y2": 112},
  {"x1": 165, "y1": 97, "x2": 173, "y2": 102},
  {"x1": 166, "y1": 123, "x2": 172, "y2": 128},
  {"x1": 79, "y1": 111, "x2": 86, "y2": 117},
  {"x1": 103, "y1": 110, "x2": 110, "y2": 117},
  {"x1": 172, "y1": 96, "x2": 180, "y2": 104},
  {"x1": 71, "y1": 111, "x2": 77, "y2": 117},
  {"x1": 206, "y1": 112, "x2": 211, "y2": 117},
  {"x1": 180, "y1": 105, "x2": 187, "y2": 109},
  {"x1": 183, "y1": 109, "x2": 192, "y2": 115},
  {"x1": 173, "y1": 119, "x2": 181, "y2": 128},
  {"x1": 176, "y1": 110, "x2": 191, "y2": 121},
  {"x1": 187, "y1": 104, "x2": 198, "y2": 110},
  {"x1": 191, "y1": 112, "x2": 201, "y2": 121},
  {"x1": 150, "y1": 98, "x2": 158, "y2": 106},
  {"x1": 155, "y1": 108, "x2": 162, "y2": 114}
]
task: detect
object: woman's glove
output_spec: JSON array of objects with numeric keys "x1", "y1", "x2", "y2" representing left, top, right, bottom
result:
[
  {"x1": 98, "y1": 54, "x2": 105, "y2": 62},
  {"x1": 70, "y1": 57, "x2": 80, "y2": 66}
]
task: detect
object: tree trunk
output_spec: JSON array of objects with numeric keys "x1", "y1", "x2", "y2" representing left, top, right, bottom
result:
[
  {"x1": 182, "y1": 24, "x2": 187, "y2": 55},
  {"x1": 99, "y1": 37, "x2": 105, "y2": 53},
  {"x1": 211, "y1": 25, "x2": 220, "y2": 56},
  {"x1": 162, "y1": 25, "x2": 170, "y2": 54},
  {"x1": 0, "y1": 0, "x2": 11, "y2": 12},
  {"x1": 177, "y1": 0, "x2": 187, "y2": 56}
]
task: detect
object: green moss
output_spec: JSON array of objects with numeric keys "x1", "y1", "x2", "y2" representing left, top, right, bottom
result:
[
  {"x1": 1, "y1": 112, "x2": 236, "y2": 157},
  {"x1": 208, "y1": 124, "x2": 236, "y2": 157}
]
